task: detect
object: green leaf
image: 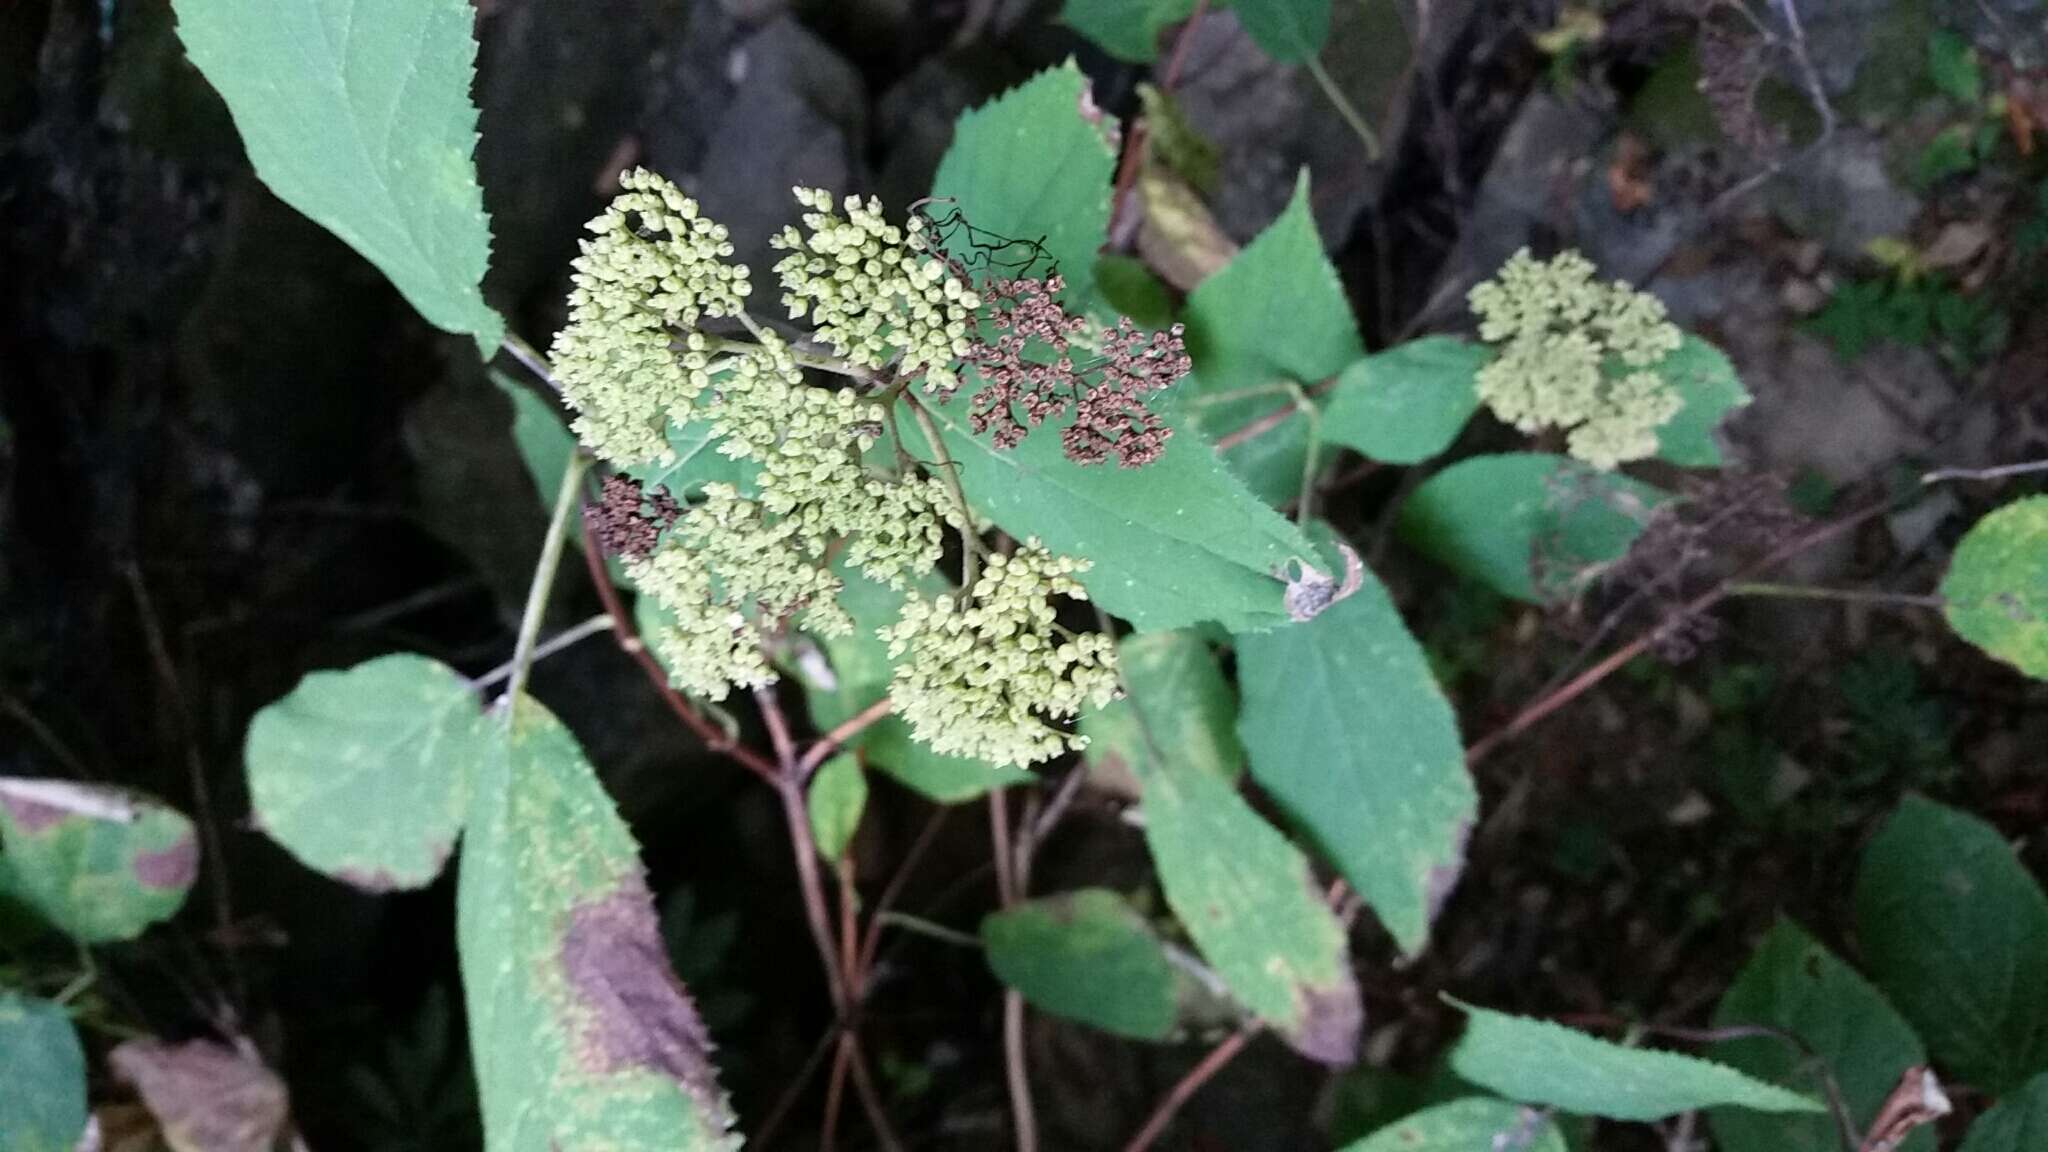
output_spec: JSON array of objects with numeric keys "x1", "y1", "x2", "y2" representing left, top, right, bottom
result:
[
  {"x1": 981, "y1": 889, "x2": 1179, "y2": 1041},
  {"x1": 1337, "y1": 1097, "x2": 1567, "y2": 1152},
  {"x1": 1928, "y1": 30, "x2": 1983, "y2": 105},
  {"x1": 1181, "y1": 172, "x2": 1363, "y2": 503},
  {"x1": 1942, "y1": 497, "x2": 2048, "y2": 680},
  {"x1": 1959, "y1": 1070, "x2": 2048, "y2": 1152},
  {"x1": 172, "y1": 0, "x2": 502, "y2": 350},
  {"x1": 1854, "y1": 795, "x2": 2048, "y2": 1094},
  {"x1": 1093, "y1": 253, "x2": 1177, "y2": 330},
  {"x1": 1059, "y1": 0, "x2": 1197, "y2": 62},
  {"x1": 1235, "y1": 541, "x2": 1474, "y2": 955},
  {"x1": 0, "y1": 778, "x2": 197, "y2": 944},
  {"x1": 1320, "y1": 338, "x2": 1488, "y2": 465},
  {"x1": 1079, "y1": 630, "x2": 1245, "y2": 792},
  {"x1": 931, "y1": 63, "x2": 1117, "y2": 308},
  {"x1": 1230, "y1": 0, "x2": 1331, "y2": 63},
  {"x1": 458, "y1": 698, "x2": 738, "y2": 1152},
  {"x1": 492, "y1": 373, "x2": 577, "y2": 511},
  {"x1": 1447, "y1": 1002, "x2": 1826, "y2": 1121},
  {"x1": 905, "y1": 398, "x2": 1321, "y2": 632},
  {"x1": 807, "y1": 755, "x2": 867, "y2": 862},
  {"x1": 788, "y1": 563, "x2": 1031, "y2": 803},
  {"x1": 1398, "y1": 453, "x2": 1667, "y2": 603},
  {"x1": 1709, "y1": 919, "x2": 1933, "y2": 1152},
  {"x1": 1652, "y1": 335, "x2": 1750, "y2": 467},
  {"x1": 1916, "y1": 125, "x2": 1980, "y2": 188},
  {"x1": 1133, "y1": 705, "x2": 1361, "y2": 1063},
  {"x1": 0, "y1": 993, "x2": 87, "y2": 1152},
  {"x1": 246, "y1": 654, "x2": 481, "y2": 890}
]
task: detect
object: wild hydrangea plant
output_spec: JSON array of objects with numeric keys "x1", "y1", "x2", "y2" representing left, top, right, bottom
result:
[{"x1": 554, "y1": 170, "x2": 1149, "y2": 766}]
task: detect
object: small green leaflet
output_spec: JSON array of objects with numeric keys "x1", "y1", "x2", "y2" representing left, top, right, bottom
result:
[
  {"x1": 1337, "y1": 1097, "x2": 1566, "y2": 1152},
  {"x1": 172, "y1": 0, "x2": 503, "y2": 350},
  {"x1": 1447, "y1": 1002, "x2": 1825, "y2": 1121},
  {"x1": 1652, "y1": 335, "x2": 1750, "y2": 467},
  {"x1": 1320, "y1": 338, "x2": 1488, "y2": 465},
  {"x1": 1958, "y1": 1070, "x2": 2048, "y2": 1152},
  {"x1": 1928, "y1": 30, "x2": 1984, "y2": 105},
  {"x1": 788, "y1": 562, "x2": 1031, "y2": 803},
  {"x1": 1235, "y1": 539, "x2": 1474, "y2": 955},
  {"x1": 0, "y1": 778, "x2": 197, "y2": 944},
  {"x1": 1941, "y1": 497, "x2": 2048, "y2": 680},
  {"x1": 1078, "y1": 630, "x2": 1245, "y2": 793},
  {"x1": 981, "y1": 889, "x2": 1180, "y2": 1041},
  {"x1": 807, "y1": 755, "x2": 867, "y2": 862},
  {"x1": 906, "y1": 398, "x2": 1318, "y2": 632},
  {"x1": 1124, "y1": 659, "x2": 1361, "y2": 1062},
  {"x1": 931, "y1": 63, "x2": 1116, "y2": 309},
  {"x1": 1709, "y1": 919, "x2": 1933, "y2": 1152},
  {"x1": 1059, "y1": 0, "x2": 1197, "y2": 62},
  {"x1": 1399, "y1": 453, "x2": 1667, "y2": 603},
  {"x1": 0, "y1": 993, "x2": 87, "y2": 1152},
  {"x1": 1230, "y1": 0, "x2": 1331, "y2": 63},
  {"x1": 1181, "y1": 172, "x2": 1363, "y2": 505},
  {"x1": 246, "y1": 654, "x2": 482, "y2": 890},
  {"x1": 1854, "y1": 795, "x2": 2048, "y2": 1095},
  {"x1": 458, "y1": 697, "x2": 738, "y2": 1152}
]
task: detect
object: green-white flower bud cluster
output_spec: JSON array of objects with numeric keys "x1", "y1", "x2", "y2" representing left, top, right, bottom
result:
[
  {"x1": 878, "y1": 544, "x2": 1120, "y2": 767},
  {"x1": 1468, "y1": 248, "x2": 1686, "y2": 470},
  {"x1": 772, "y1": 189, "x2": 981, "y2": 395},
  {"x1": 551, "y1": 168, "x2": 752, "y2": 465}
]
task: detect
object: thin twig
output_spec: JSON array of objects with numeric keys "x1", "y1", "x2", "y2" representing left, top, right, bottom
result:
[
  {"x1": 750, "y1": 1025, "x2": 838, "y2": 1149},
  {"x1": 874, "y1": 910, "x2": 983, "y2": 949},
  {"x1": 1725, "y1": 582, "x2": 1942, "y2": 609},
  {"x1": 797, "y1": 696, "x2": 895, "y2": 780},
  {"x1": 1121, "y1": 1025, "x2": 1262, "y2": 1152},
  {"x1": 1303, "y1": 54, "x2": 1382, "y2": 161},
  {"x1": 1921, "y1": 458, "x2": 2048, "y2": 484},
  {"x1": 859, "y1": 807, "x2": 952, "y2": 978},
  {"x1": 505, "y1": 455, "x2": 593, "y2": 705},
  {"x1": 470, "y1": 614, "x2": 614, "y2": 692},
  {"x1": 988, "y1": 792, "x2": 1038, "y2": 1152},
  {"x1": 499, "y1": 333, "x2": 560, "y2": 395},
  {"x1": 902, "y1": 393, "x2": 983, "y2": 593}
]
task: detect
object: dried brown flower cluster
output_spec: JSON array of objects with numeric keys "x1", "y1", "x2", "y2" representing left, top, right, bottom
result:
[
  {"x1": 961, "y1": 275, "x2": 1188, "y2": 468},
  {"x1": 590, "y1": 475, "x2": 681, "y2": 560}
]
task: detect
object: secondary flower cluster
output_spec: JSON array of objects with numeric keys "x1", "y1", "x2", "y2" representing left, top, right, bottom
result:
[
  {"x1": 773, "y1": 189, "x2": 981, "y2": 395},
  {"x1": 879, "y1": 544, "x2": 1120, "y2": 766},
  {"x1": 965, "y1": 275, "x2": 1187, "y2": 467},
  {"x1": 1468, "y1": 249, "x2": 1685, "y2": 470},
  {"x1": 551, "y1": 172, "x2": 1124, "y2": 765},
  {"x1": 551, "y1": 168, "x2": 752, "y2": 465}
]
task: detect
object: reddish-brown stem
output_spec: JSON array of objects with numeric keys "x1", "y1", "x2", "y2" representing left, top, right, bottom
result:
[
  {"x1": 1107, "y1": 0, "x2": 1210, "y2": 240},
  {"x1": 859, "y1": 806, "x2": 951, "y2": 979},
  {"x1": 1121, "y1": 1025, "x2": 1261, "y2": 1152},
  {"x1": 1465, "y1": 497, "x2": 1895, "y2": 767},
  {"x1": 1212, "y1": 374, "x2": 1340, "y2": 451},
  {"x1": 988, "y1": 791, "x2": 1038, "y2": 1152},
  {"x1": 577, "y1": 508, "x2": 777, "y2": 782},
  {"x1": 797, "y1": 696, "x2": 895, "y2": 779}
]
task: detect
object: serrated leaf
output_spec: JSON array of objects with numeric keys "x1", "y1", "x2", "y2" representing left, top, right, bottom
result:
[
  {"x1": 1079, "y1": 631, "x2": 1245, "y2": 795},
  {"x1": 905, "y1": 398, "x2": 1318, "y2": 632},
  {"x1": 788, "y1": 564, "x2": 1031, "y2": 803},
  {"x1": 981, "y1": 889, "x2": 1179, "y2": 1041},
  {"x1": 1652, "y1": 335, "x2": 1750, "y2": 467},
  {"x1": 1321, "y1": 338, "x2": 1488, "y2": 465},
  {"x1": 172, "y1": 0, "x2": 502, "y2": 349},
  {"x1": 1129, "y1": 689, "x2": 1360, "y2": 1063},
  {"x1": 1958, "y1": 1070, "x2": 2048, "y2": 1152},
  {"x1": 1059, "y1": 0, "x2": 1197, "y2": 62},
  {"x1": 0, "y1": 778, "x2": 197, "y2": 944},
  {"x1": 931, "y1": 63, "x2": 1116, "y2": 308},
  {"x1": 1448, "y1": 1002, "x2": 1825, "y2": 1121},
  {"x1": 246, "y1": 654, "x2": 481, "y2": 891},
  {"x1": 1709, "y1": 919, "x2": 1933, "y2": 1152},
  {"x1": 1398, "y1": 453, "x2": 1667, "y2": 603},
  {"x1": 1235, "y1": 538, "x2": 1473, "y2": 955},
  {"x1": 1231, "y1": 0, "x2": 1331, "y2": 63},
  {"x1": 1337, "y1": 1097, "x2": 1567, "y2": 1152},
  {"x1": 1181, "y1": 172, "x2": 1363, "y2": 504},
  {"x1": 807, "y1": 755, "x2": 866, "y2": 862},
  {"x1": 0, "y1": 993, "x2": 86, "y2": 1152},
  {"x1": 458, "y1": 698, "x2": 738, "y2": 1152},
  {"x1": 1941, "y1": 497, "x2": 2048, "y2": 680},
  {"x1": 1854, "y1": 795, "x2": 2048, "y2": 1094}
]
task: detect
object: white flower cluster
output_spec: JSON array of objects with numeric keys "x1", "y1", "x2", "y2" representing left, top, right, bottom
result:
[
  {"x1": 879, "y1": 544, "x2": 1120, "y2": 768},
  {"x1": 1468, "y1": 249, "x2": 1686, "y2": 470},
  {"x1": 773, "y1": 189, "x2": 981, "y2": 395}
]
